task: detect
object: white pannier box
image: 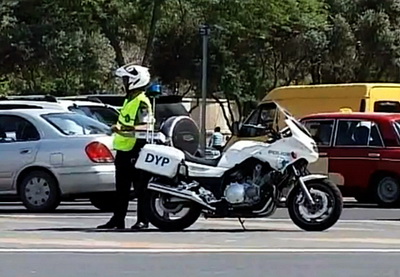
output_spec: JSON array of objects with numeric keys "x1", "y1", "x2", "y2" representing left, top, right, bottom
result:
[{"x1": 135, "y1": 144, "x2": 185, "y2": 178}]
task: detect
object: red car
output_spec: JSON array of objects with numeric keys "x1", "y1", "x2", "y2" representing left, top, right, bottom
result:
[{"x1": 301, "y1": 112, "x2": 400, "y2": 207}]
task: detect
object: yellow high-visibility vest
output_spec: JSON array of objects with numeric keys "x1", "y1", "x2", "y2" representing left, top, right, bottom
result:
[{"x1": 113, "y1": 92, "x2": 152, "y2": 151}]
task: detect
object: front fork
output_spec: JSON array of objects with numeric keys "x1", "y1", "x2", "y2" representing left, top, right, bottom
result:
[{"x1": 292, "y1": 166, "x2": 315, "y2": 205}]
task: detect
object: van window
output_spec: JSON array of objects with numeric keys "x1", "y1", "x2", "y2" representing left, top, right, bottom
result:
[
  {"x1": 359, "y1": 99, "x2": 366, "y2": 112},
  {"x1": 374, "y1": 101, "x2": 400, "y2": 112},
  {"x1": 303, "y1": 120, "x2": 334, "y2": 146}
]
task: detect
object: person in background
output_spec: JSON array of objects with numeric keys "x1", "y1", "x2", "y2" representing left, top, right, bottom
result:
[
  {"x1": 209, "y1": 126, "x2": 224, "y2": 152},
  {"x1": 97, "y1": 63, "x2": 153, "y2": 230}
]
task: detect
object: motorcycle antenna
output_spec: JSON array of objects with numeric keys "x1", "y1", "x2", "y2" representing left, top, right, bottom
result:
[{"x1": 146, "y1": 83, "x2": 162, "y2": 144}]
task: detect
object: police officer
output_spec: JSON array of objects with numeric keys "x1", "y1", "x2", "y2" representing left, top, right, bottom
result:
[{"x1": 97, "y1": 63, "x2": 152, "y2": 230}]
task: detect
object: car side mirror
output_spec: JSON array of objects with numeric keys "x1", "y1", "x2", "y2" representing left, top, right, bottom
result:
[
  {"x1": 0, "y1": 137, "x2": 15, "y2": 143},
  {"x1": 232, "y1": 121, "x2": 241, "y2": 136}
]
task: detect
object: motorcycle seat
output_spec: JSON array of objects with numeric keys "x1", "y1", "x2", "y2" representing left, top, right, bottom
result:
[{"x1": 184, "y1": 151, "x2": 221, "y2": 167}]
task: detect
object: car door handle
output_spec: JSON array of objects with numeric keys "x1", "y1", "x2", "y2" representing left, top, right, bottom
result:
[
  {"x1": 20, "y1": 149, "x2": 32, "y2": 154},
  {"x1": 368, "y1": 153, "x2": 380, "y2": 158},
  {"x1": 319, "y1": 152, "x2": 328, "y2": 157}
]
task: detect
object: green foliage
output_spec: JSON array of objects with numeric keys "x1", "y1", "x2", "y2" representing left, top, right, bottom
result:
[
  {"x1": 0, "y1": 0, "x2": 400, "y2": 119},
  {"x1": 151, "y1": 0, "x2": 329, "y2": 120}
]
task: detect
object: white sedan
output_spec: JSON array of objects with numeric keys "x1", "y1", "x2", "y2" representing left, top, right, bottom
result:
[{"x1": 0, "y1": 108, "x2": 116, "y2": 212}]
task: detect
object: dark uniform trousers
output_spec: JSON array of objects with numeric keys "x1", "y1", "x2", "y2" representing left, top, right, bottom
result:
[{"x1": 113, "y1": 140, "x2": 149, "y2": 223}]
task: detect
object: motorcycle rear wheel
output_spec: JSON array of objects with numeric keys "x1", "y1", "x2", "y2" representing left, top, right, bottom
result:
[
  {"x1": 287, "y1": 179, "x2": 343, "y2": 231},
  {"x1": 145, "y1": 190, "x2": 202, "y2": 232}
]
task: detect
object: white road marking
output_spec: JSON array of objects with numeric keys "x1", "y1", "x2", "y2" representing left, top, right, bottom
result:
[
  {"x1": 0, "y1": 215, "x2": 398, "y2": 229},
  {"x1": 0, "y1": 214, "x2": 396, "y2": 225},
  {"x1": 281, "y1": 237, "x2": 400, "y2": 245},
  {"x1": 0, "y1": 238, "x2": 213, "y2": 248},
  {"x1": 0, "y1": 248, "x2": 399, "y2": 253}
]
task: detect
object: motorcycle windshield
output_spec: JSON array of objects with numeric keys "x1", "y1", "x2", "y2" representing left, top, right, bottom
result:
[{"x1": 275, "y1": 103, "x2": 312, "y2": 138}]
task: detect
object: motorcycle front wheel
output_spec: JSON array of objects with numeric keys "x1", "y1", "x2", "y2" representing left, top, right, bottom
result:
[
  {"x1": 144, "y1": 190, "x2": 202, "y2": 232},
  {"x1": 287, "y1": 179, "x2": 343, "y2": 231}
]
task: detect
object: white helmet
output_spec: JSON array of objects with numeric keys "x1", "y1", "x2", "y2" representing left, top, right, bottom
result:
[{"x1": 115, "y1": 63, "x2": 151, "y2": 91}]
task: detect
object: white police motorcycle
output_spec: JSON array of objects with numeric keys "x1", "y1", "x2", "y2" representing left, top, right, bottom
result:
[{"x1": 135, "y1": 103, "x2": 343, "y2": 232}]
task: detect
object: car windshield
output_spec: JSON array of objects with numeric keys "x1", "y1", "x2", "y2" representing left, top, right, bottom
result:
[
  {"x1": 42, "y1": 113, "x2": 111, "y2": 136},
  {"x1": 68, "y1": 106, "x2": 119, "y2": 126}
]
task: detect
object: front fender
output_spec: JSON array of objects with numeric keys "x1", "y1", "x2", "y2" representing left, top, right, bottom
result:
[{"x1": 300, "y1": 174, "x2": 327, "y2": 183}]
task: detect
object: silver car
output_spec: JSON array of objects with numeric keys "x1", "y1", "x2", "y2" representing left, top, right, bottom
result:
[
  {"x1": 0, "y1": 108, "x2": 116, "y2": 212},
  {"x1": 0, "y1": 99, "x2": 119, "y2": 127}
]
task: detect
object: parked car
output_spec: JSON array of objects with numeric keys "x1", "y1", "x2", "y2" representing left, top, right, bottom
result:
[
  {"x1": 1, "y1": 96, "x2": 119, "y2": 127},
  {"x1": 59, "y1": 94, "x2": 125, "y2": 110},
  {"x1": 0, "y1": 108, "x2": 116, "y2": 212},
  {"x1": 301, "y1": 112, "x2": 400, "y2": 207},
  {"x1": 0, "y1": 100, "x2": 65, "y2": 111},
  {"x1": 60, "y1": 94, "x2": 219, "y2": 157},
  {"x1": 57, "y1": 100, "x2": 119, "y2": 126},
  {"x1": 59, "y1": 94, "x2": 189, "y2": 122}
]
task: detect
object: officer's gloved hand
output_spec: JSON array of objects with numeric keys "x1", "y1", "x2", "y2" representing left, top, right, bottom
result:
[
  {"x1": 121, "y1": 126, "x2": 135, "y2": 132},
  {"x1": 111, "y1": 125, "x2": 119, "y2": 133}
]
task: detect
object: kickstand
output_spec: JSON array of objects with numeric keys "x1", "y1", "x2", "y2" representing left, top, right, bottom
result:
[{"x1": 238, "y1": 217, "x2": 246, "y2": 231}]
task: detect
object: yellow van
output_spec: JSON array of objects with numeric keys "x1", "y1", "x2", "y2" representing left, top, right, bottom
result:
[
  {"x1": 262, "y1": 83, "x2": 400, "y2": 117},
  {"x1": 227, "y1": 83, "x2": 400, "y2": 147}
]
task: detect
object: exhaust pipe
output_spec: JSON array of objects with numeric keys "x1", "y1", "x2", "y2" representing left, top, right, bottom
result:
[{"x1": 148, "y1": 182, "x2": 216, "y2": 210}]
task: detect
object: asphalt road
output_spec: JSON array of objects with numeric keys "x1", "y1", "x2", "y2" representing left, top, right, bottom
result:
[
  {"x1": 1, "y1": 252, "x2": 400, "y2": 277},
  {"x1": 0, "y1": 201, "x2": 400, "y2": 276}
]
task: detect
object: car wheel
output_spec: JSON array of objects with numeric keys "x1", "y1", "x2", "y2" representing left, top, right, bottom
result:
[
  {"x1": 375, "y1": 176, "x2": 400, "y2": 207},
  {"x1": 89, "y1": 193, "x2": 116, "y2": 212},
  {"x1": 19, "y1": 171, "x2": 61, "y2": 212}
]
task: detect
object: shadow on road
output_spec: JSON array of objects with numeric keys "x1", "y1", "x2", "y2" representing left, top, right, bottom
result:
[
  {"x1": 374, "y1": 218, "x2": 400, "y2": 222},
  {"x1": 0, "y1": 209, "x2": 108, "y2": 214},
  {"x1": 12, "y1": 227, "x2": 301, "y2": 233},
  {"x1": 344, "y1": 203, "x2": 400, "y2": 209},
  {"x1": 0, "y1": 204, "x2": 394, "y2": 214},
  {"x1": 0, "y1": 202, "x2": 399, "y2": 215}
]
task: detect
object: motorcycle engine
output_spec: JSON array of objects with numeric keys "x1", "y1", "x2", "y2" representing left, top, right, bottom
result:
[
  {"x1": 224, "y1": 182, "x2": 260, "y2": 205},
  {"x1": 223, "y1": 164, "x2": 272, "y2": 206}
]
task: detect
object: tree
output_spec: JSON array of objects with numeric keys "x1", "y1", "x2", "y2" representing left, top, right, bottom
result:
[
  {"x1": 321, "y1": 0, "x2": 400, "y2": 83},
  {"x1": 0, "y1": 0, "x2": 117, "y2": 94},
  {"x1": 151, "y1": 0, "x2": 329, "y2": 129},
  {"x1": 2, "y1": 0, "x2": 400, "y2": 121}
]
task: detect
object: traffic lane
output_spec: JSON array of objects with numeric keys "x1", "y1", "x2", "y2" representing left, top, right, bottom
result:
[
  {"x1": 3, "y1": 215, "x2": 400, "y2": 249},
  {"x1": 1, "y1": 252, "x2": 398, "y2": 277},
  {"x1": 1, "y1": 201, "x2": 400, "y2": 222}
]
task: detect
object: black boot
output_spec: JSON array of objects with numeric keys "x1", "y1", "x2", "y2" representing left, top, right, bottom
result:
[
  {"x1": 97, "y1": 218, "x2": 125, "y2": 229},
  {"x1": 131, "y1": 221, "x2": 149, "y2": 230}
]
